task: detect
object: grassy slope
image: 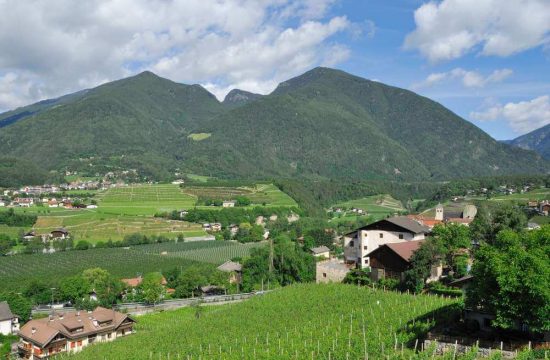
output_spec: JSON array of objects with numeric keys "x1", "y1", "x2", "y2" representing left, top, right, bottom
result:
[
  {"x1": 71, "y1": 284, "x2": 457, "y2": 360},
  {"x1": 332, "y1": 194, "x2": 405, "y2": 222}
]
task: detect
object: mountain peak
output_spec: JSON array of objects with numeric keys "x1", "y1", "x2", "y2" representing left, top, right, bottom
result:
[{"x1": 223, "y1": 89, "x2": 262, "y2": 107}]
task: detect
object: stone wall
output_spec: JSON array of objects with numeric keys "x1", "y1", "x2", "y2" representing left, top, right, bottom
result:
[{"x1": 424, "y1": 340, "x2": 517, "y2": 359}]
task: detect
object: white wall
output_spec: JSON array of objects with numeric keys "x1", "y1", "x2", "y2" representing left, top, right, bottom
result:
[
  {"x1": 344, "y1": 230, "x2": 425, "y2": 268},
  {"x1": 0, "y1": 319, "x2": 12, "y2": 335}
]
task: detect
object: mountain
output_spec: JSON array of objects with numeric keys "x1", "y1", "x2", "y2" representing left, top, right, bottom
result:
[
  {"x1": 222, "y1": 89, "x2": 262, "y2": 108},
  {"x1": 507, "y1": 123, "x2": 550, "y2": 160},
  {"x1": 0, "y1": 67, "x2": 547, "y2": 182}
]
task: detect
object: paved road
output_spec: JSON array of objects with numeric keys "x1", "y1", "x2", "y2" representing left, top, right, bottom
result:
[{"x1": 32, "y1": 291, "x2": 270, "y2": 316}]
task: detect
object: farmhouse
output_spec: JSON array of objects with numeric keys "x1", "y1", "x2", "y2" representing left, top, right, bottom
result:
[
  {"x1": 0, "y1": 301, "x2": 19, "y2": 335},
  {"x1": 50, "y1": 228, "x2": 70, "y2": 239},
  {"x1": 368, "y1": 240, "x2": 420, "y2": 281},
  {"x1": 310, "y1": 245, "x2": 330, "y2": 258},
  {"x1": 217, "y1": 261, "x2": 242, "y2": 284},
  {"x1": 222, "y1": 200, "x2": 235, "y2": 208},
  {"x1": 316, "y1": 260, "x2": 351, "y2": 284},
  {"x1": 18, "y1": 308, "x2": 135, "y2": 359},
  {"x1": 343, "y1": 216, "x2": 430, "y2": 268},
  {"x1": 211, "y1": 223, "x2": 222, "y2": 232}
]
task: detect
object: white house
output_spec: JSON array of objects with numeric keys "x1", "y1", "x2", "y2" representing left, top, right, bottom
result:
[
  {"x1": 343, "y1": 216, "x2": 430, "y2": 269},
  {"x1": 222, "y1": 200, "x2": 236, "y2": 208},
  {"x1": 0, "y1": 301, "x2": 19, "y2": 335},
  {"x1": 0, "y1": 201, "x2": 5, "y2": 207},
  {"x1": 310, "y1": 245, "x2": 330, "y2": 258}
]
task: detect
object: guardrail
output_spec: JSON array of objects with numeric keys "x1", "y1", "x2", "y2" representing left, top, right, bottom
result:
[{"x1": 32, "y1": 291, "x2": 270, "y2": 316}]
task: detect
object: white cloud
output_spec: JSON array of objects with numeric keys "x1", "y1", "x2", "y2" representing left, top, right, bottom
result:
[
  {"x1": 404, "y1": 0, "x2": 550, "y2": 62},
  {"x1": 0, "y1": 0, "x2": 351, "y2": 111},
  {"x1": 412, "y1": 68, "x2": 513, "y2": 89},
  {"x1": 470, "y1": 95, "x2": 550, "y2": 133}
]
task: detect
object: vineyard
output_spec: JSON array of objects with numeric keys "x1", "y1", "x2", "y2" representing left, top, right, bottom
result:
[
  {"x1": 96, "y1": 184, "x2": 197, "y2": 215},
  {"x1": 183, "y1": 184, "x2": 298, "y2": 207},
  {"x1": 0, "y1": 241, "x2": 263, "y2": 292},
  {"x1": 133, "y1": 240, "x2": 265, "y2": 264},
  {"x1": 70, "y1": 283, "x2": 465, "y2": 360}
]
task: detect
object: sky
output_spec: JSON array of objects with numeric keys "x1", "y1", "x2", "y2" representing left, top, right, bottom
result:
[{"x1": 0, "y1": 0, "x2": 549, "y2": 140}]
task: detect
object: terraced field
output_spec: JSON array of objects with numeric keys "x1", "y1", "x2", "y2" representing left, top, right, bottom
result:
[
  {"x1": 333, "y1": 194, "x2": 405, "y2": 221},
  {"x1": 183, "y1": 183, "x2": 298, "y2": 207}
]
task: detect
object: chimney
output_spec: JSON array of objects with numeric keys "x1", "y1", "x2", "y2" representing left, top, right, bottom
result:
[
  {"x1": 31, "y1": 327, "x2": 36, "y2": 334},
  {"x1": 76, "y1": 311, "x2": 80, "y2": 316}
]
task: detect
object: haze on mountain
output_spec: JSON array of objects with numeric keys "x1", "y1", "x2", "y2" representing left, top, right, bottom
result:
[
  {"x1": 506, "y1": 123, "x2": 550, "y2": 160},
  {"x1": 0, "y1": 67, "x2": 547, "y2": 183}
]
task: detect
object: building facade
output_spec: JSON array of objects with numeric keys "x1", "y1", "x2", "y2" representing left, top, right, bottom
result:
[
  {"x1": 18, "y1": 307, "x2": 134, "y2": 359},
  {"x1": 343, "y1": 217, "x2": 429, "y2": 269}
]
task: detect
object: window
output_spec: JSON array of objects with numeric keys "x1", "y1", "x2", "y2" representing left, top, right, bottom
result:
[
  {"x1": 399, "y1": 234, "x2": 404, "y2": 239},
  {"x1": 323, "y1": 273, "x2": 327, "y2": 278},
  {"x1": 77, "y1": 341, "x2": 82, "y2": 347},
  {"x1": 363, "y1": 246, "x2": 368, "y2": 250},
  {"x1": 379, "y1": 233, "x2": 383, "y2": 238},
  {"x1": 364, "y1": 259, "x2": 369, "y2": 264},
  {"x1": 70, "y1": 342, "x2": 75, "y2": 349},
  {"x1": 349, "y1": 241, "x2": 354, "y2": 247},
  {"x1": 108, "y1": 333, "x2": 112, "y2": 339}
]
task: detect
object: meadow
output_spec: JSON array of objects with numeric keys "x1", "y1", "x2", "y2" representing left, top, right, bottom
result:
[
  {"x1": 70, "y1": 283, "x2": 462, "y2": 360},
  {"x1": 0, "y1": 240, "x2": 264, "y2": 292}
]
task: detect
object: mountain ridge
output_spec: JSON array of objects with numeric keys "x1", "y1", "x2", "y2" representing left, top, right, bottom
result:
[
  {"x1": 507, "y1": 123, "x2": 550, "y2": 160},
  {"x1": 0, "y1": 67, "x2": 547, "y2": 182}
]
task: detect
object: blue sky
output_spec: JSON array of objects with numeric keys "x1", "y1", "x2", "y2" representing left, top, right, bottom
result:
[{"x1": 0, "y1": 0, "x2": 549, "y2": 140}]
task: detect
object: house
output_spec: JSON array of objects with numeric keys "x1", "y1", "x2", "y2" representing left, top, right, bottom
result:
[
  {"x1": 343, "y1": 216, "x2": 430, "y2": 268},
  {"x1": 50, "y1": 228, "x2": 70, "y2": 239},
  {"x1": 171, "y1": 179, "x2": 185, "y2": 185},
  {"x1": 17, "y1": 307, "x2": 135, "y2": 359},
  {"x1": 222, "y1": 200, "x2": 235, "y2": 208},
  {"x1": 23, "y1": 231, "x2": 37, "y2": 241},
  {"x1": 449, "y1": 274, "x2": 474, "y2": 293},
  {"x1": 211, "y1": 223, "x2": 222, "y2": 232},
  {"x1": 287, "y1": 213, "x2": 300, "y2": 223},
  {"x1": 316, "y1": 260, "x2": 351, "y2": 284},
  {"x1": 229, "y1": 224, "x2": 239, "y2": 236},
  {"x1": 310, "y1": 246, "x2": 330, "y2": 258},
  {"x1": 255, "y1": 216, "x2": 265, "y2": 226},
  {"x1": 0, "y1": 301, "x2": 19, "y2": 335},
  {"x1": 48, "y1": 199, "x2": 59, "y2": 208},
  {"x1": 121, "y1": 275, "x2": 167, "y2": 288},
  {"x1": 202, "y1": 223, "x2": 212, "y2": 231},
  {"x1": 540, "y1": 201, "x2": 550, "y2": 215},
  {"x1": 86, "y1": 205, "x2": 98, "y2": 209},
  {"x1": 217, "y1": 261, "x2": 242, "y2": 284},
  {"x1": 0, "y1": 201, "x2": 5, "y2": 207},
  {"x1": 15, "y1": 198, "x2": 34, "y2": 207},
  {"x1": 179, "y1": 210, "x2": 188, "y2": 218},
  {"x1": 200, "y1": 285, "x2": 224, "y2": 296},
  {"x1": 269, "y1": 214, "x2": 278, "y2": 222},
  {"x1": 367, "y1": 240, "x2": 441, "y2": 282},
  {"x1": 527, "y1": 222, "x2": 541, "y2": 230}
]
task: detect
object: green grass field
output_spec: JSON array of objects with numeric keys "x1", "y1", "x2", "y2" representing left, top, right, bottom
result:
[
  {"x1": 333, "y1": 194, "x2": 404, "y2": 221},
  {"x1": 489, "y1": 188, "x2": 550, "y2": 203},
  {"x1": 70, "y1": 283, "x2": 459, "y2": 360},
  {"x1": 96, "y1": 184, "x2": 197, "y2": 215},
  {"x1": 0, "y1": 241, "x2": 262, "y2": 292}
]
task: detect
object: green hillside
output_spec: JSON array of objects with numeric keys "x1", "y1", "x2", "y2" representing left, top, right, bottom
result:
[
  {"x1": 507, "y1": 123, "x2": 550, "y2": 160},
  {"x1": 0, "y1": 67, "x2": 547, "y2": 183},
  {"x1": 70, "y1": 284, "x2": 458, "y2": 360}
]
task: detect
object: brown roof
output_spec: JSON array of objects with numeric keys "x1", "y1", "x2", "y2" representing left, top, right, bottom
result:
[
  {"x1": 347, "y1": 216, "x2": 431, "y2": 236},
  {"x1": 121, "y1": 276, "x2": 167, "y2": 287},
  {"x1": 18, "y1": 307, "x2": 134, "y2": 348},
  {"x1": 366, "y1": 240, "x2": 424, "y2": 262}
]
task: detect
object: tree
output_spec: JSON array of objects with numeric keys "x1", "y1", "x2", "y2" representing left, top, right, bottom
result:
[
  {"x1": 430, "y1": 223, "x2": 471, "y2": 278},
  {"x1": 141, "y1": 272, "x2": 165, "y2": 304},
  {"x1": 82, "y1": 268, "x2": 122, "y2": 307},
  {"x1": 0, "y1": 292, "x2": 32, "y2": 322},
  {"x1": 0, "y1": 234, "x2": 14, "y2": 255},
  {"x1": 23, "y1": 280, "x2": 52, "y2": 305},
  {"x1": 343, "y1": 269, "x2": 371, "y2": 286},
  {"x1": 174, "y1": 266, "x2": 207, "y2": 298},
  {"x1": 466, "y1": 227, "x2": 549, "y2": 333},
  {"x1": 60, "y1": 275, "x2": 90, "y2": 303},
  {"x1": 403, "y1": 239, "x2": 444, "y2": 293},
  {"x1": 75, "y1": 240, "x2": 91, "y2": 250}
]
